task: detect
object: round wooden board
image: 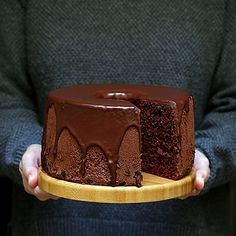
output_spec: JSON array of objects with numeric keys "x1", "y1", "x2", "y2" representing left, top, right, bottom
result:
[{"x1": 39, "y1": 168, "x2": 195, "y2": 203}]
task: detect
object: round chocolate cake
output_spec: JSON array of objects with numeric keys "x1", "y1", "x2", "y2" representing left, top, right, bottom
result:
[{"x1": 41, "y1": 84, "x2": 194, "y2": 187}]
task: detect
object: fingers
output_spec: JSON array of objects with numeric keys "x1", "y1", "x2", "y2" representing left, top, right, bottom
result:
[
  {"x1": 19, "y1": 144, "x2": 59, "y2": 201},
  {"x1": 34, "y1": 186, "x2": 59, "y2": 201}
]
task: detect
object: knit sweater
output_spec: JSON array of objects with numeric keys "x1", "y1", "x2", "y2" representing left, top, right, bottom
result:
[{"x1": 0, "y1": 0, "x2": 236, "y2": 235}]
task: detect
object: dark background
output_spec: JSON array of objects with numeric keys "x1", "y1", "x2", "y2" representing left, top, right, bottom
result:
[{"x1": 0, "y1": 178, "x2": 12, "y2": 236}]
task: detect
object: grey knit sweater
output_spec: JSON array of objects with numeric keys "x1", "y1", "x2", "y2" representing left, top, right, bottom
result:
[{"x1": 0, "y1": 0, "x2": 236, "y2": 235}]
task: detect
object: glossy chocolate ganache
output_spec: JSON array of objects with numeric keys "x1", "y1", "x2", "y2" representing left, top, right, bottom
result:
[{"x1": 41, "y1": 84, "x2": 195, "y2": 187}]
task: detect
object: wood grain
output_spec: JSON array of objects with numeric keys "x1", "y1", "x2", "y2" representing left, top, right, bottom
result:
[{"x1": 39, "y1": 168, "x2": 195, "y2": 203}]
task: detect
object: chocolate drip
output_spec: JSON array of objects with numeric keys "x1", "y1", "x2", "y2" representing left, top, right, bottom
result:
[{"x1": 50, "y1": 102, "x2": 140, "y2": 186}]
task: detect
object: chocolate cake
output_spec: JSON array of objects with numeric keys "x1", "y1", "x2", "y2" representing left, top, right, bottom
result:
[{"x1": 41, "y1": 84, "x2": 194, "y2": 187}]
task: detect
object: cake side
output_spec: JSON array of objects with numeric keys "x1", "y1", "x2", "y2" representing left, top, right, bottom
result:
[
  {"x1": 41, "y1": 106, "x2": 85, "y2": 183},
  {"x1": 117, "y1": 126, "x2": 142, "y2": 186},
  {"x1": 41, "y1": 95, "x2": 142, "y2": 186},
  {"x1": 176, "y1": 96, "x2": 195, "y2": 178}
]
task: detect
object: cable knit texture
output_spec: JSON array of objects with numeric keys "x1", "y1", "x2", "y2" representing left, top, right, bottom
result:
[{"x1": 0, "y1": 0, "x2": 235, "y2": 235}]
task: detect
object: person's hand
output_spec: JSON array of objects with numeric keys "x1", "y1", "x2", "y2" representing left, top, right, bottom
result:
[
  {"x1": 19, "y1": 144, "x2": 58, "y2": 201},
  {"x1": 180, "y1": 149, "x2": 210, "y2": 199}
]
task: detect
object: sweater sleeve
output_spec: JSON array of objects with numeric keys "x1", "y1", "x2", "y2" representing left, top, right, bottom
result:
[
  {"x1": 0, "y1": 0, "x2": 43, "y2": 185},
  {"x1": 195, "y1": 0, "x2": 236, "y2": 192}
]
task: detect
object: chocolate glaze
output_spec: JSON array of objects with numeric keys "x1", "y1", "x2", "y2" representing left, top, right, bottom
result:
[
  {"x1": 42, "y1": 84, "x2": 192, "y2": 185},
  {"x1": 47, "y1": 99, "x2": 140, "y2": 186}
]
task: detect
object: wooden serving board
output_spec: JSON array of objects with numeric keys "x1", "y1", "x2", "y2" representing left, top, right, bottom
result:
[{"x1": 39, "y1": 168, "x2": 195, "y2": 203}]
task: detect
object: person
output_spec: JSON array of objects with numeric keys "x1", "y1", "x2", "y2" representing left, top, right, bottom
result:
[{"x1": 0, "y1": 0, "x2": 235, "y2": 235}]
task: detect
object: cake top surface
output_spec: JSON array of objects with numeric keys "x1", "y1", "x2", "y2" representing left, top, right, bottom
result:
[{"x1": 48, "y1": 84, "x2": 191, "y2": 108}]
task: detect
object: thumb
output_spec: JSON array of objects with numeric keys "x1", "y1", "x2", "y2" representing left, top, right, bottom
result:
[
  {"x1": 27, "y1": 167, "x2": 39, "y2": 188},
  {"x1": 195, "y1": 170, "x2": 207, "y2": 190},
  {"x1": 194, "y1": 149, "x2": 210, "y2": 191}
]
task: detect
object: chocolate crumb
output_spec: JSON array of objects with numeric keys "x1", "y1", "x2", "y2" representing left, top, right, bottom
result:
[{"x1": 134, "y1": 171, "x2": 143, "y2": 187}]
